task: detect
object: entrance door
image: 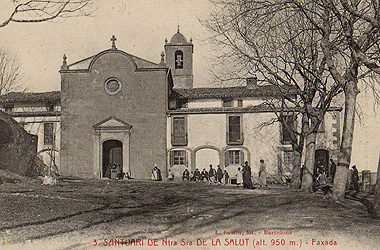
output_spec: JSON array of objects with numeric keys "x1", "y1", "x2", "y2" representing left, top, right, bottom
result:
[
  {"x1": 314, "y1": 149, "x2": 329, "y2": 180},
  {"x1": 102, "y1": 140, "x2": 122, "y2": 177}
]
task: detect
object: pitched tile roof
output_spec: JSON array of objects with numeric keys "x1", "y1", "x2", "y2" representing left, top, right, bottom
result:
[
  {"x1": 0, "y1": 91, "x2": 60, "y2": 104},
  {"x1": 171, "y1": 85, "x2": 297, "y2": 99}
]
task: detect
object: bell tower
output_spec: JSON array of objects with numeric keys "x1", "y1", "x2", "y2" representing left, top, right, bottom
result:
[{"x1": 164, "y1": 27, "x2": 193, "y2": 89}]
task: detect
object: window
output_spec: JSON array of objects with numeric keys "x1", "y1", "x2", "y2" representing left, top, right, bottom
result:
[
  {"x1": 283, "y1": 150, "x2": 294, "y2": 172},
  {"x1": 175, "y1": 50, "x2": 183, "y2": 69},
  {"x1": 222, "y1": 98, "x2": 233, "y2": 107},
  {"x1": 44, "y1": 122, "x2": 54, "y2": 145},
  {"x1": 172, "y1": 116, "x2": 187, "y2": 146},
  {"x1": 46, "y1": 103, "x2": 55, "y2": 112},
  {"x1": 170, "y1": 150, "x2": 187, "y2": 166},
  {"x1": 281, "y1": 115, "x2": 296, "y2": 144},
  {"x1": 225, "y1": 150, "x2": 244, "y2": 165},
  {"x1": 227, "y1": 115, "x2": 243, "y2": 145},
  {"x1": 237, "y1": 99, "x2": 243, "y2": 107},
  {"x1": 4, "y1": 104, "x2": 14, "y2": 112}
]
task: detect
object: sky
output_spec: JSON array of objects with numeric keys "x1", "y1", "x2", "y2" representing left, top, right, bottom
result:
[
  {"x1": 0, "y1": 0, "x2": 215, "y2": 92},
  {"x1": 0, "y1": 0, "x2": 379, "y2": 172}
]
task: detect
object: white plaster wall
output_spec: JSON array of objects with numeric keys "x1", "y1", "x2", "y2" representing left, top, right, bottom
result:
[
  {"x1": 243, "y1": 113, "x2": 282, "y2": 175},
  {"x1": 195, "y1": 148, "x2": 219, "y2": 171},
  {"x1": 243, "y1": 99, "x2": 267, "y2": 107},
  {"x1": 187, "y1": 99, "x2": 222, "y2": 108},
  {"x1": 188, "y1": 114, "x2": 226, "y2": 147},
  {"x1": 14, "y1": 116, "x2": 61, "y2": 167}
]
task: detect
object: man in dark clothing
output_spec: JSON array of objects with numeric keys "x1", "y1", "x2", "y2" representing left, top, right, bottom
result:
[
  {"x1": 330, "y1": 159, "x2": 336, "y2": 184},
  {"x1": 200, "y1": 168, "x2": 209, "y2": 182},
  {"x1": 216, "y1": 165, "x2": 223, "y2": 183},
  {"x1": 182, "y1": 168, "x2": 190, "y2": 180},
  {"x1": 208, "y1": 165, "x2": 216, "y2": 183},
  {"x1": 193, "y1": 169, "x2": 201, "y2": 181},
  {"x1": 351, "y1": 165, "x2": 360, "y2": 192}
]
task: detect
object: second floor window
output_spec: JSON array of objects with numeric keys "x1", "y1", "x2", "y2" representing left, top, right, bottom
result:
[
  {"x1": 44, "y1": 122, "x2": 54, "y2": 145},
  {"x1": 281, "y1": 115, "x2": 296, "y2": 144},
  {"x1": 227, "y1": 115, "x2": 243, "y2": 145},
  {"x1": 172, "y1": 116, "x2": 187, "y2": 146},
  {"x1": 222, "y1": 98, "x2": 233, "y2": 107}
]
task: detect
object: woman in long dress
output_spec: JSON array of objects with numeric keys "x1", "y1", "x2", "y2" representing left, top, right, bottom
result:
[
  {"x1": 242, "y1": 161, "x2": 254, "y2": 189},
  {"x1": 258, "y1": 159, "x2": 268, "y2": 189}
]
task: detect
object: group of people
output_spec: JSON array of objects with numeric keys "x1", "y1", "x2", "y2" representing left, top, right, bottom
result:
[
  {"x1": 105, "y1": 163, "x2": 127, "y2": 180},
  {"x1": 182, "y1": 164, "x2": 228, "y2": 184},
  {"x1": 181, "y1": 159, "x2": 269, "y2": 189}
]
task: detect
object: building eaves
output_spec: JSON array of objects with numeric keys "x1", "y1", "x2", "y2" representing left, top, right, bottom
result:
[
  {"x1": 171, "y1": 85, "x2": 297, "y2": 100},
  {"x1": 0, "y1": 91, "x2": 61, "y2": 105}
]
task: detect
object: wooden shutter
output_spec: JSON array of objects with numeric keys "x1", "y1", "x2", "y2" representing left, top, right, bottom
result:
[
  {"x1": 169, "y1": 151, "x2": 174, "y2": 166},
  {"x1": 240, "y1": 151, "x2": 245, "y2": 165}
]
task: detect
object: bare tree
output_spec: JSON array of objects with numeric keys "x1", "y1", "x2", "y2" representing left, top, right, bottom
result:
[
  {"x1": 0, "y1": 49, "x2": 22, "y2": 95},
  {"x1": 1, "y1": 0, "x2": 93, "y2": 28},
  {"x1": 204, "y1": 1, "x2": 342, "y2": 191},
  {"x1": 207, "y1": 0, "x2": 380, "y2": 216}
]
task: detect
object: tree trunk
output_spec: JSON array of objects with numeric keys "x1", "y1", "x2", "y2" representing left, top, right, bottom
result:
[
  {"x1": 301, "y1": 131, "x2": 316, "y2": 192},
  {"x1": 290, "y1": 150, "x2": 302, "y2": 188},
  {"x1": 332, "y1": 83, "x2": 358, "y2": 201},
  {"x1": 373, "y1": 153, "x2": 380, "y2": 218}
]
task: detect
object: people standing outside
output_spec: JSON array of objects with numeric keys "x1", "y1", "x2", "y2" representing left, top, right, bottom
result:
[
  {"x1": 242, "y1": 161, "x2": 254, "y2": 189},
  {"x1": 216, "y1": 165, "x2": 223, "y2": 183},
  {"x1": 236, "y1": 167, "x2": 243, "y2": 185},
  {"x1": 258, "y1": 159, "x2": 268, "y2": 189},
  {"x1": 224, "y1": 169, "x2": 229, "y2": 185},
  {"x1": 151, "y1": 164, "x2": 162, "y2": 181},
  {"x1": 200, "y1": 168, "x2": 209, "y2": 182},
  {"x1": 208, "y1": 164, "x2": 216, "y2": 183},
  {"x1": 193, "y1": 169, "x2": 201, "y2": 181},
  {"x1": 351, "y1": 165, "x2": 360, "y2": 192},
  {"x1": 182, "y1": 168, "x2": 190, "y2": 181}
]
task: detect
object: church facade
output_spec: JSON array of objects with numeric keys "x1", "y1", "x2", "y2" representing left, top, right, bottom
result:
[{"x1": 0, "y1": 30, "x2": 342, "y2": 180}]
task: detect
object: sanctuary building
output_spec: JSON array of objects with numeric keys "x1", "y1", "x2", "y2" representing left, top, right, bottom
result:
[{"x1": 0, "y1": 30, "x2": 342, "y2": 180}]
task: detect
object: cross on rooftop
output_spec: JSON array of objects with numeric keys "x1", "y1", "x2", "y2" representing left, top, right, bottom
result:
[{"x1": 111, "y1": 35, "x2": 117, "y2": 49}]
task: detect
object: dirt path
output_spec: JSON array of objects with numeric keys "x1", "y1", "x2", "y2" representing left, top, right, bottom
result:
[{"x1": 1, "y1": 179, "x2": 379, "y2": 250}]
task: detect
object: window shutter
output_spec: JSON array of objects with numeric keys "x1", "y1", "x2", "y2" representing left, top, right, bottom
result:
[
  {"x1": 225, "y1": 151, "x2": 229, "y2": 166},
  {"x1": 185, "y1": 151, "x2": 188, "y2": 167},
  {"x1": 170, "y1": 151, "x2": 174, "y2": 166},
  {"x1": 240, "y1": 151, "x2": 245, "y2": 165}
]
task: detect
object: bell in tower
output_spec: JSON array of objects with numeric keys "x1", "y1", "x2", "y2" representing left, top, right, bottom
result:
[{"x1": 164, "y1": 27, "x2": 194, "y2": 89}]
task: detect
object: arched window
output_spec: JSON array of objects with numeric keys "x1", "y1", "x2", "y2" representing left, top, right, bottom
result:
[{"x1": 175, "y1": 50, "x2": 183, "y2": 69}]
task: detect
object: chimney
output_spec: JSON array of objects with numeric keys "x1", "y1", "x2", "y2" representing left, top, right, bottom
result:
[{"x1": 246, "y1": 75, "x2": 258, "y2": 88}]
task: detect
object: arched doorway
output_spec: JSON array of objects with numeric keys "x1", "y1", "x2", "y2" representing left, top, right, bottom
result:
[
  {"x1": 194, "y1": 146, "x2": 221, "y2": 171},
  {"x1": 102, "y1": 140, "x2": 122, "y2": 178}
]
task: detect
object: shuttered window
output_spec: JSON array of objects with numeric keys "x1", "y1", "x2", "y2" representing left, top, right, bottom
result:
[
  {"x1": 169, "y1": 150, "x2": 187, "y2": 166},
  {"x1": 225, "y1": 150, "x2": 244, "y2": 165},
  {"x1": 227, "y1": 115, "x2": 243, "y2": 145},
  {"x1": 44, "y1": 122, "x2": 54, "y2": 145},
  {"x1": 172, "y1": 116, "x2": 187, "y2": 146}
]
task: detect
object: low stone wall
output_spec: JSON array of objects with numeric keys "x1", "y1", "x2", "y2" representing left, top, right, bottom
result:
[{"x1": 0, "y1": 110, "x2": 38, "y2": 177}]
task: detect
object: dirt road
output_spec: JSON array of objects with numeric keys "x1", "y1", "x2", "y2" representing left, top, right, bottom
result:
[{"x1": 0, "y1": 178, "x2": 379, "y2": 250}]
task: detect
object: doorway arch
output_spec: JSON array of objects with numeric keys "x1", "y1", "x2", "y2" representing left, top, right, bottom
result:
[
  {"x1": 102, "y1": 140, "x2": 123, "y2": 178},
  {"x1": 192, "y1": 145, "x2": 221, "y2": 171}
]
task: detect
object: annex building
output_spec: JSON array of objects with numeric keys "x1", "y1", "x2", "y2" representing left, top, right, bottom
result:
[{"x1": 0, "y1": 30, "x2": 342, "y2": 180}]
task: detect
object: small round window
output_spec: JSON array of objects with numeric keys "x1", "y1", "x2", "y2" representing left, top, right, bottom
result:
[{"x1": 104, "y1": 78, "x2": 122, "y2": 95}]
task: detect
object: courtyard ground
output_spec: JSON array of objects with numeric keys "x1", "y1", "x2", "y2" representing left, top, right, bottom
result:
[{"x1": 0, "y1": 170, "x2": 379, "y2": 250}]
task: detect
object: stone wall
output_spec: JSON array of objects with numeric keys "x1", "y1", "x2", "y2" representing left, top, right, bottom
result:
[{"x1": 0, "y1": 110, "x2": 38, "y2": 177}]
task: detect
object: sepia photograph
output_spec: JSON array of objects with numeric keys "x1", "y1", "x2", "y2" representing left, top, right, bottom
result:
[{"x1": 0, "y1": 0, "x2": 380, "y2": 249}]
